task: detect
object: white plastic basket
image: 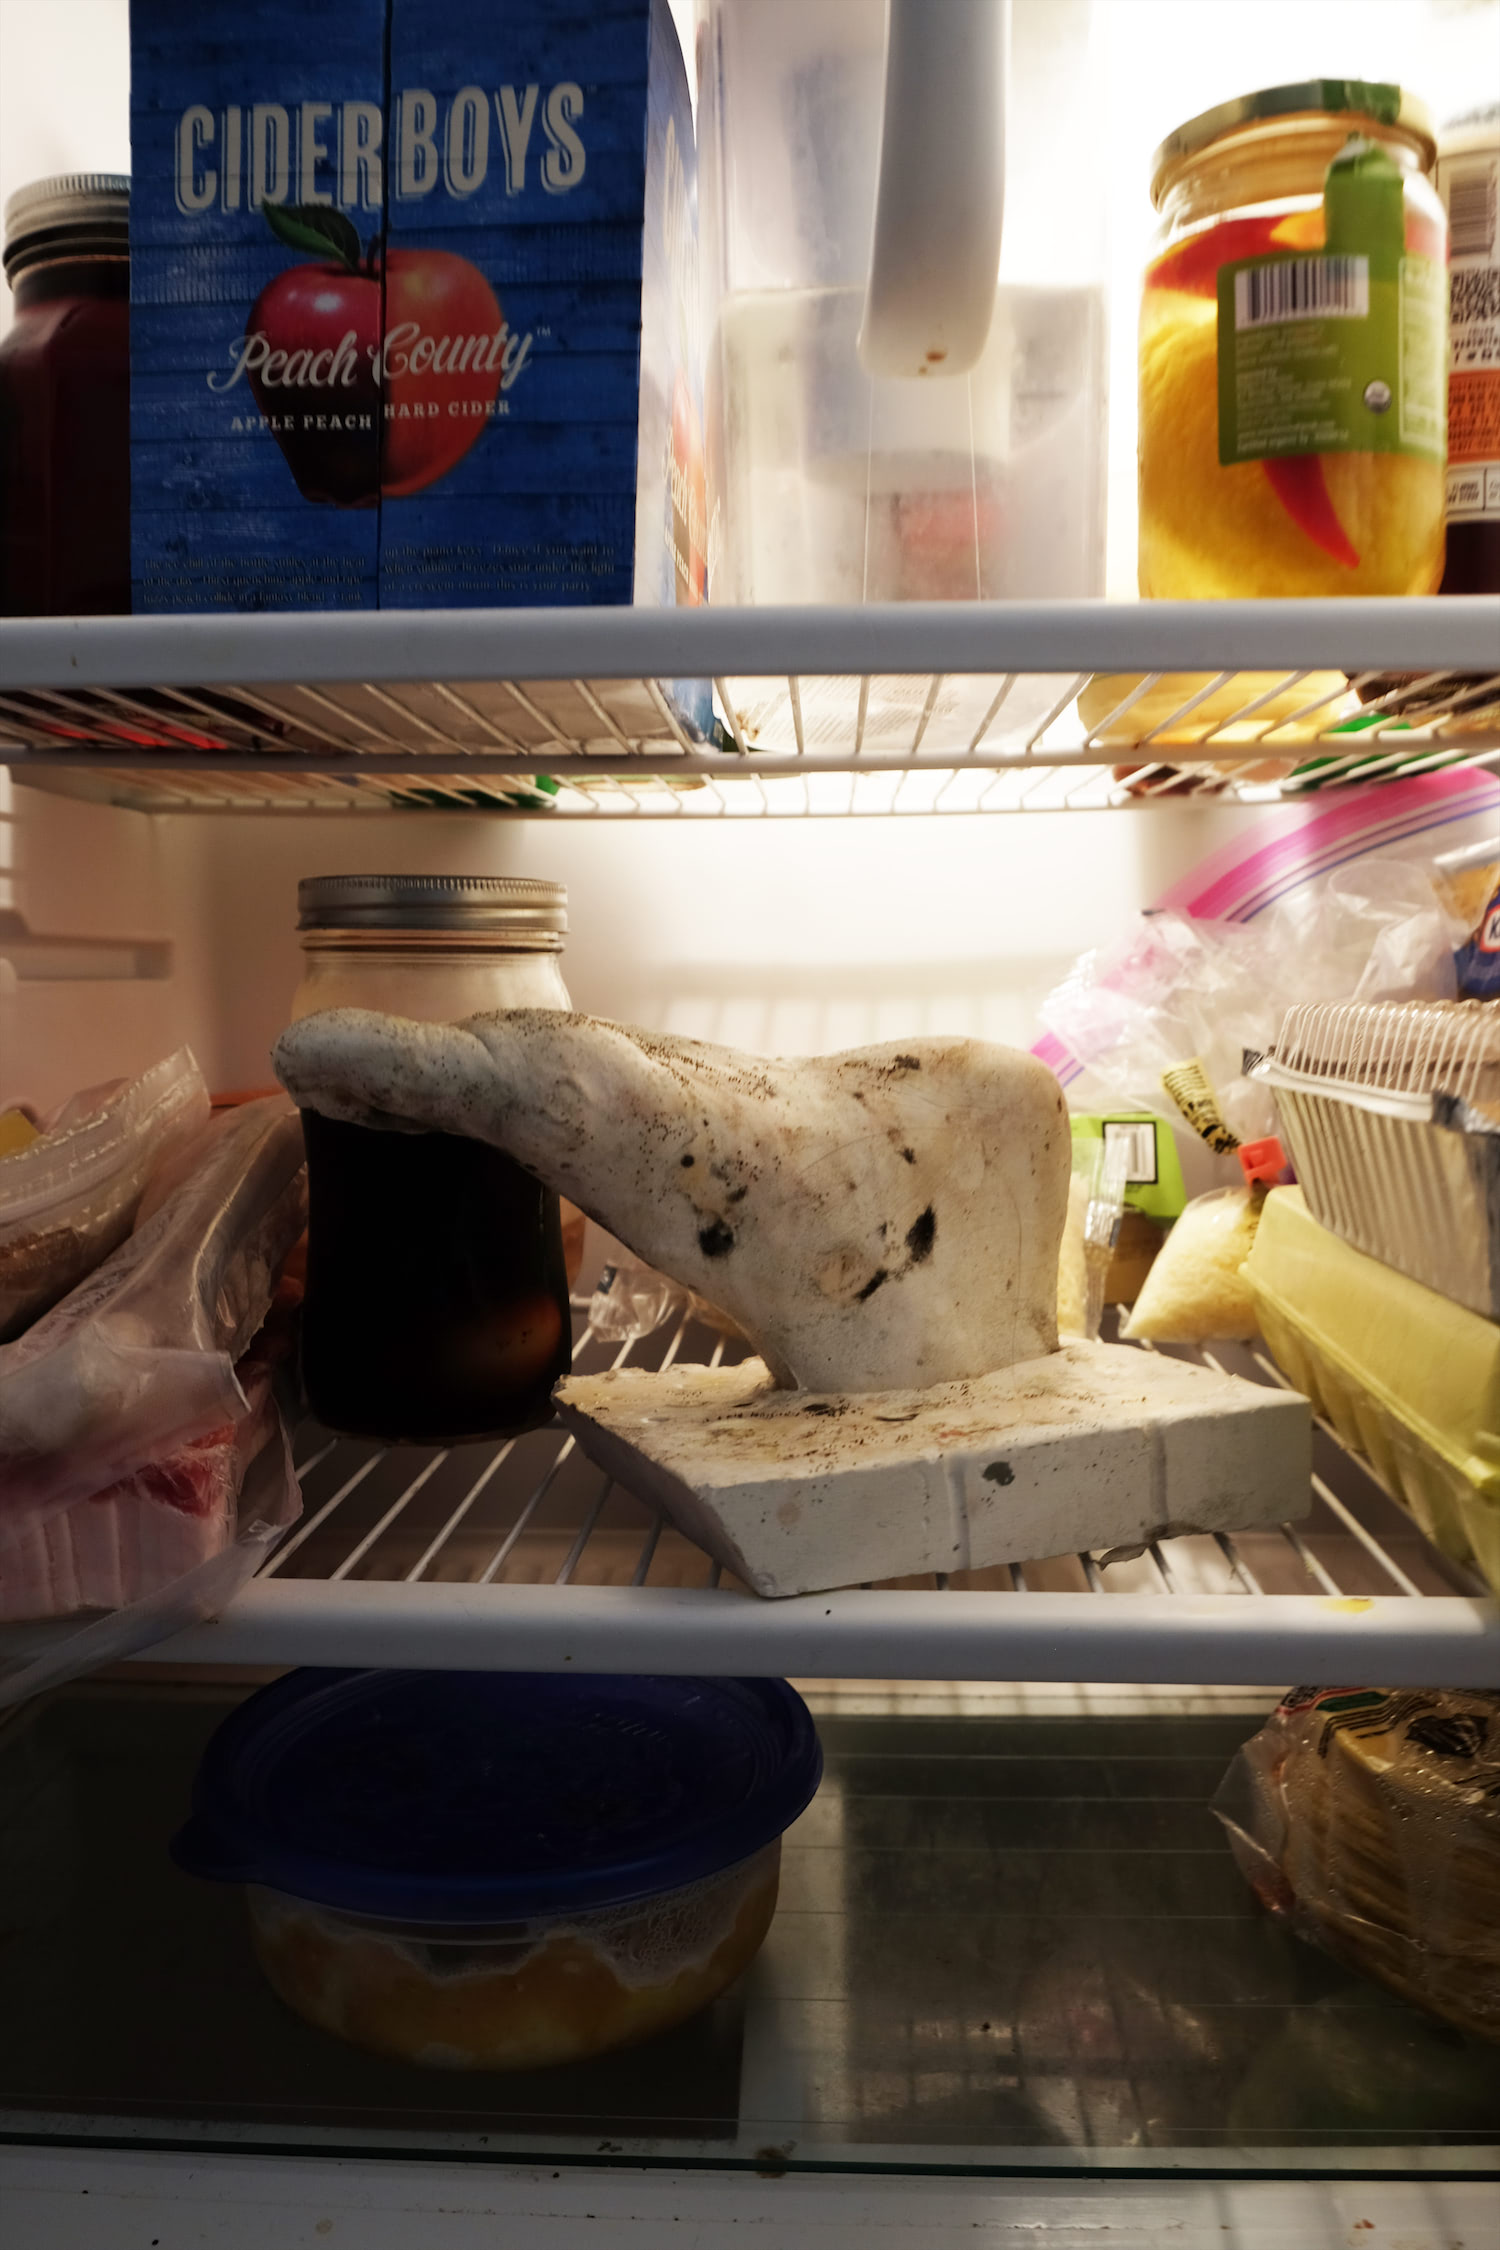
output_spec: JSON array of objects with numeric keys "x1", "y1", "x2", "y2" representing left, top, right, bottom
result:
[{"x1": 1255, "y1": 999, "x2": 1500, "y2": 1320}]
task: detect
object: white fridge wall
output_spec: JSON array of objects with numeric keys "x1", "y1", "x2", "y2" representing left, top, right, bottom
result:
[{"x1": 4, "y1": 784, "x2": 1312, "y2": 1106}]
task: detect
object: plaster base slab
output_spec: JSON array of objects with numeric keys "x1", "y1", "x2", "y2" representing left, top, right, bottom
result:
[{"x1": 555, "y1": 1343, "x2": 1311, "y2": 1598}]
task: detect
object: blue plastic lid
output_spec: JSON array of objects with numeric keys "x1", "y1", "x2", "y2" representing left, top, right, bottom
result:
[{"x1": 172, "y1": 1670, "x2": 822, "y2": 1926}]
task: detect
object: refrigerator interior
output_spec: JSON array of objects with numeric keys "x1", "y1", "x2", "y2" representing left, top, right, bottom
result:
[{"x1": 1, "y1": 0, "x2": 1500, "y2": 2237}]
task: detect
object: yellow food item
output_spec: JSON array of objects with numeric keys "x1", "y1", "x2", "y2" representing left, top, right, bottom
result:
[
  {"x1": 1122, "y1": 1187, "x2": 1262, "y2": 1344},
  {"x1": 1246, "y1": 1186, "x2": 1500, "y2": 1596},
  {"x1": 1077, "y1": 671, "x2": 1356, "y2": 779},
  {"x1": 1056, "y1": 1172, "x2": 1090, "y2": 1340},
  {"x1": 0, "y1": 1110, "x2": 40, "y2": 1161},
  {"x1": 248, "y1": 1848, "x2": 781, "y2": 2071},
  {"x1": 1138, "y1": 292, "x2": 1445, "y2": 599}
]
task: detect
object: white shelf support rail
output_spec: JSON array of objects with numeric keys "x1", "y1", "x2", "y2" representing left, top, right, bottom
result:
[
  {"x1": 0, "y1": 600, "x2": 1495, "y2": 817},
  {"x1": 139, "y1": 1577, "x2": 1500, "y2": 1686},
  {"x1": 3, "y1": 598, "x2": 1495, "y2": 692}
]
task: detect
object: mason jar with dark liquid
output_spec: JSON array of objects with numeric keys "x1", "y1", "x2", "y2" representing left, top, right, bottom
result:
[{"x1": 289, "y1": 875, "x2": 574, "y2": 1445}]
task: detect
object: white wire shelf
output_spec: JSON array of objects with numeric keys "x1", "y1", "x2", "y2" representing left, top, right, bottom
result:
[
  {"x1": 139, "y1": 1303, "x2": 1500, "y2": 1685},
  {"x1": 2, "y1": 600, "x2": 1497, "y2": 816}
]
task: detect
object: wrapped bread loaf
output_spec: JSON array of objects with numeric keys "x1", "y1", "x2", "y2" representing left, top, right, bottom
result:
[{"x1": 1215, "y1": 1686, "x2": 1500, "y2": 2042}]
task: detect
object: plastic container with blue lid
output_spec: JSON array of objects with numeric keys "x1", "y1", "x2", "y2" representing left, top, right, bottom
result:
[{"x1": 174, "y1": 1668, "x2": 821, "y2": 2072}]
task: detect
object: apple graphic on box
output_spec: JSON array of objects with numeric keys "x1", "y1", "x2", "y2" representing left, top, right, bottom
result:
[
  {"x1": 243, "y1": 206, "x2": 504, "y2": 508},
  {"x1": 244, "y1": 248, "x2": 383, "y2": 506},
  {"x1": 380, "y1": 248, "x2": 505, "y2": 496}
]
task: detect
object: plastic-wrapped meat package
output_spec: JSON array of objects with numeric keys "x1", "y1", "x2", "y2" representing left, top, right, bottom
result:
[
  {"x1": 0, "y1": 1097, "x2": 307, "y2": 1528},
  {"x1": 0, "y1": 1049, "x2": 208, "y2": 1343},
  {"x1": 0, "y1": 1358, "x2": 284, "y2": 1624},
  {"x1": 0, "y1": 1341, "x2": 300, "y2": 1707}
]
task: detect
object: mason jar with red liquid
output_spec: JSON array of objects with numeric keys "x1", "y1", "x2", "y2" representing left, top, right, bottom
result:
[
  {"x1": 1140, "y1": 83, "x2": 1448, "y2": 599},
  {"x1": 0, "y1": 175, "x2": 130, "y2": 617}
]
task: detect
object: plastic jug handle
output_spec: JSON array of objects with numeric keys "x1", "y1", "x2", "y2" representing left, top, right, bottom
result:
[{"x1": 858, "y1": 0, "x2": 1007, "y2": 380}]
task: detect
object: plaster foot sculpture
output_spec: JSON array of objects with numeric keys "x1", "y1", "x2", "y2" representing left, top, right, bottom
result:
[
  {"x1": 273, "y1": 1010, "x2": 1072, "y2": 1393},
  {"x1": 274, "y1": 1009, "x2": 1310, "y2": 1595}
]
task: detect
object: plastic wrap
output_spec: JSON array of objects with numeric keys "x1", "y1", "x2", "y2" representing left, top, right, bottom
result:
[
  {"x1": 1120, "y1": 1186, "x2": 1263, "y2": 1344},
  {"x1": 1057, "y1": 1130, "x2": 1129, "y2": 1341},
  {"x1": 0, "y1": 1097, "x2": 307, "y2": 1530},
  {"x1": 588, "y1": 1252, "x2": 746, "y2": 1349},
  {"x1": 0, "y1": 1049, "x2": 208, "y2": 1344},
  {"x1": 1037, "y1": 862, "x2": 1468, "y2": 1177},
  {"x1": 590, "y1": 1254, "x2": 683, "y2": 1344},
  {"x1": 1214, "y1": 1688, "x2": 1500, "y2": 2044}
]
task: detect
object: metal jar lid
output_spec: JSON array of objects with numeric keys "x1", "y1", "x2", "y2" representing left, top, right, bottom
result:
[
  {"x1": 1151, "y1": 82, "x2": 1436, "y2": 206},
  {"x1": 298, "y1": 874, "x2": 567, "y2": 937},
  {"x1": 3, "y1": 174, "x2": 130, "y2": 284}
]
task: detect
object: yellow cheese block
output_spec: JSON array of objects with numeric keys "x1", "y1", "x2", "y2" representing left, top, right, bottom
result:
[{"x1": 1246, "y1": 1187, "x2": 1500, "y2": 1593}]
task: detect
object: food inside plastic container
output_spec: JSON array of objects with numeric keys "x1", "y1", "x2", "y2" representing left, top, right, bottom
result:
[
  {"x1": 174, "y1": 1669, "x2": 822, "y2": 2070},
  {"x1": 1214, "y1": 1686, "x2": 1500, "y2": 2043},
  {"x1": 1140, "y1": 96, "x2": 1448, "y2": 599},
  {"x1": 246, "y1": 1845, "x2": 782, "y2": 2073},
  {"x1": 0, "y1": 1050, "x2": 208, "y2": 1343}
]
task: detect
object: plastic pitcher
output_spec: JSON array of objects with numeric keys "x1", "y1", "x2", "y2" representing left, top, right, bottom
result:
[{"x1": 696, "y1": 0, "x2": 1107, "y2": 604}]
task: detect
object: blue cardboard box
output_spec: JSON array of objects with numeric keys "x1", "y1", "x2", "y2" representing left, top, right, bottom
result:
[{"x1": 129, "y1": 0, "x2": 707, "y2": 686}]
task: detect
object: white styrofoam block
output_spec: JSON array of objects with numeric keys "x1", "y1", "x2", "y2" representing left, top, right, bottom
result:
[{"x1": 555, "y1": 1343, "x2": 1311, "y2": 1598}]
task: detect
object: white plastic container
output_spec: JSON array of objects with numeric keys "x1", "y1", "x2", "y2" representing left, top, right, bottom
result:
[{"x1": 696, "y1": 0, "x2": 1108, "y2": 606}]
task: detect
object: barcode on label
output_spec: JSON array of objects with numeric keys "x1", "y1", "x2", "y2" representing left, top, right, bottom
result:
[
  {"x1": 1447, "y1": 163, "x2": 1498, "y2": 259},
  {"x1": 1102, "y1": 1120, "x2": 1158, "y2": 1186},
  {"x1": 1234, "y1": 255, "x2": 1369, "y2": 328}
]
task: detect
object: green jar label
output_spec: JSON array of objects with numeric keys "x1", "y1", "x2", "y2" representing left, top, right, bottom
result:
[{"x1": 1216, "y1": 138, "x2": 1445, "y2": 466}]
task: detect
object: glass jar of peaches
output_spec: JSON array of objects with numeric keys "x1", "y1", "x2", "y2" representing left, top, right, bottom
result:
[{"x1": 1141, "y1": 82, "x2": 1448, "y2": 598}]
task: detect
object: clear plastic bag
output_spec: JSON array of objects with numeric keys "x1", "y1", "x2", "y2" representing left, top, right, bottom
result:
[
  {"x1": 0, "y1": 1372, "x2": 300, "y2": 1708},
  {"x1": 0, "y1": 1097, "x2": 307, "y2": 1530},
  {"x1": 1056, "y1": 1130, "x2": 1129, "y2": 1341},
  {"x1": 1038, "y1": 860, "x2": 1469, "y2": 1176},
  {"x1": 587, "y1": 1251, "x2": 747, "y2": 1349},
  {"x1": 0, "y1": 1049, "x2": 209, "y2": 1344},
  {"x1": 589, "y1": 1254, "x2": 684, "y2": 1343},
  {"x1": 1120, "y1": 1185, "x2": 1263, "y2": 1344},
  {"x1": 1214, "y1": 1688, "x2": 1500, "y2": 2044}
]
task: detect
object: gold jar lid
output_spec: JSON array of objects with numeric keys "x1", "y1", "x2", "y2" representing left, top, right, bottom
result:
[
  {"x1": 1151, "y1": 81, "x2": 1436, "y2": 207},
  {"x1": 297, "y1": 873, "x2": 567, "y2": 936}
]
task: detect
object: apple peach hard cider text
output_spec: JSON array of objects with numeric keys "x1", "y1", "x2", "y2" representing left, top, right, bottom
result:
[{"x1": 175, "y1": 86, "x2": 586, "y2": 216}]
